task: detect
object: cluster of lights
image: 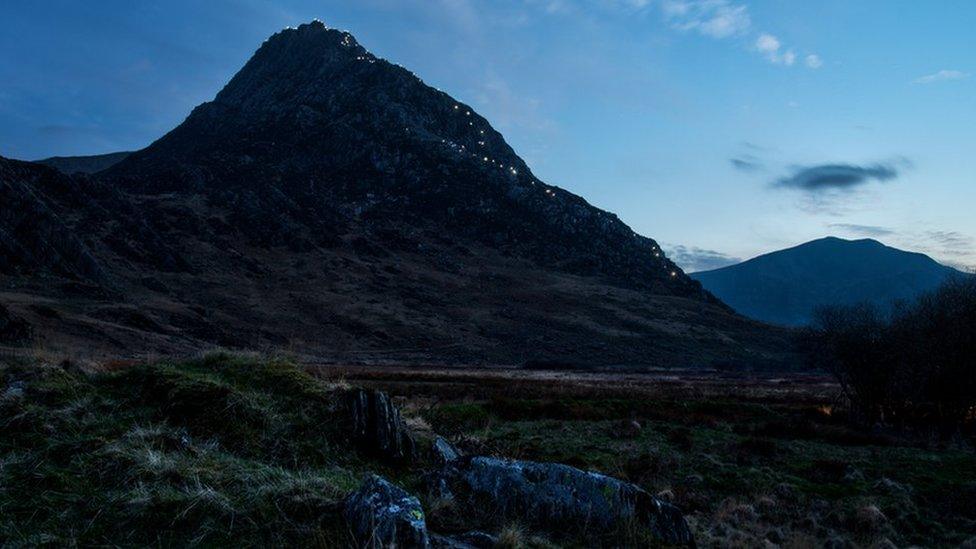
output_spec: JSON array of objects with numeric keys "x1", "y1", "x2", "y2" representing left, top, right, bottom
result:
[{"x1": 436, "y1": 105, "x2": 556, "y2": 197}]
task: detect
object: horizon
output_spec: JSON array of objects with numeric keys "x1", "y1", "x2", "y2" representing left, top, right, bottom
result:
[{"x1": 2, "y1": 1, "x2": 973, "y2": 271}]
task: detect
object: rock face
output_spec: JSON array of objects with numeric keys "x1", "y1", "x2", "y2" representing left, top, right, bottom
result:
[
  {"x1": 434, "y1": 456, "x2": 694, "y2": 546},
  {"x1": 344, "y1": 475, "x2": 430, "y2": 548},
  {"x1": 349, "y1": 389, "x2": 417, "y2": 464}
]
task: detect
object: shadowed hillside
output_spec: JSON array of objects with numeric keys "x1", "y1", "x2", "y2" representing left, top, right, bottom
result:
[{"x1": 692, "y1": 237, "x2": 966, "y2": 326}]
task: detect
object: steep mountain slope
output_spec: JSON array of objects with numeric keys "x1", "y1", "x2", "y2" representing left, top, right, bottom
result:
[
  {"x1": 37, "y1": 152, "x2": 132, "y2": 175},
  {"x1": 692, "y1": 237, "x2": 966, "y2": 326},
  {"x1": 108, "y1": 21, "x2": 705, "y2": 297},
  {"x1": 0, "y1": 21, "x2": 790, "y2": 368}
]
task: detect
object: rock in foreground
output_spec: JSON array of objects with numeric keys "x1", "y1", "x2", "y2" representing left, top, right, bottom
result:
[
  {"x1": 344, "y1": 475, "x2": 431, "y2": 548},
  {"x1": 434, "y1": 456, "x2": 694, "y2": 546},
  {"x1": 349, "y1": 389, "x2": 417, "y2": 464}
]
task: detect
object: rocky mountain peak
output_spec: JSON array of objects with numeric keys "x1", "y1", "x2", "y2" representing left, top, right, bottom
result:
[{"x1": 104, "y1": 22, "x2": 717, "y2": 300}]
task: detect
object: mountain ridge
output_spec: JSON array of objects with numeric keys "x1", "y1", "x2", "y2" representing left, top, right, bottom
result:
[{"x1": 691, "y1": 236, "x2": 966, "y2": 326}]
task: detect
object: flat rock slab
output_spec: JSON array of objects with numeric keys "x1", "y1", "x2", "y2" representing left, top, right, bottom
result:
[{"x1": 435, "y1": 456, "x2": 694, "y2": 546}]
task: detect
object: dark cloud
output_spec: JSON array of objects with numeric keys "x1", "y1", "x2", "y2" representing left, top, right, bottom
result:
[
  {"x1": 828, "y1": 223, "x2": 895, "y2": 237},
  {"x1": 774, "y1": 161, "x2": 906, "y2": 192},
  {"x1": 666, "y1": 245, "x2": 741, "y2": 273},
  {"x1": 730, "y1": 155, "x2": 763, "y2": 172}
]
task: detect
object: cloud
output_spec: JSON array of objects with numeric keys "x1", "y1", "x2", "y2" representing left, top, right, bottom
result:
[
  {"x1": 754, "y1": 33, "x2": 795, "y2": 65},
  {"x1": 774, "y1": 161, "x2": 907, "y2": 192},
  {"x1": 924, "y1": 230, "x2": 974, "y2": 251},
  {"x1": 730, "y1": 155, "x2": 762, "y2": 172},
  {"x1": 666, "y1": 244, "x2": 741, "y2": 272},
  {"x1": 805, "y1": 54, "x2": 823, "y2": 69},
  {"x1": 660, "y1": 0, "x2": 752, "y2": 39},
  {"x1": 827, "y1": 223, "x2": 895, "y2": 238},
  {"x1": 912, "y1": 70, "x2": 969, "y2": 85}
]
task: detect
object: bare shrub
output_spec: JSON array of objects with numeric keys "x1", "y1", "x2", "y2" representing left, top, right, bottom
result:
[{"x1": 803, "y1": 276, "x2": 976, "y2": 432}]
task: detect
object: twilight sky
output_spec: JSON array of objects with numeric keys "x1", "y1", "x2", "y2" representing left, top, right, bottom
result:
[{"x1": 2, "y1": 0, "x2": 974, "y2": 271}]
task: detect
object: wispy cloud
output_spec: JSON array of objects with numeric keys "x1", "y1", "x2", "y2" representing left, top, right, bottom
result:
[
  {"x1": 755, "y1": 33, "x2": 794, "y2": 65},
  {"x1": 912, "y1": 69, "x2": 969, "y2": 85},
  {"x1": 666, "y1": 244, "x2": 741, "y2": 272},
  {"x1": 654, "y1": 1, "x2": 819, "y2": 68},
  {"x1": 730, "y1": 154, "x2": 763, "y2": 172},
  {"x1": 827, "y1": 223, "x2": 895, "y2": 238},
  {"x1": 660, "y1": 0, "x2": 751, "y2": 39},
  {"x1": 774, "y1": 160, "x2": 908, "y2": 192}
]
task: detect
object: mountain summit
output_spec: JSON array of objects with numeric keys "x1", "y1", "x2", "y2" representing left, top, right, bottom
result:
[
  {"x1": 692, "y1": 237, "x2": 966, "y2": 326},
  {"x1": 110, "y1": 21, "x2": 702, "y2": 297},
  {"x1": 2, "y1": 22, "x2": 788, "y2": 367}
]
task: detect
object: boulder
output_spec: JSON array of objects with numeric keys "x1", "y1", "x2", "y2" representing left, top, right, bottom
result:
[
  {"x1": 432, "y1": 436, "x2": 461, "y2": 465},
  {"x1": 433, "y1": 456, "x2": 694, "y2": 546},
  {"x1": 348, "y1": 389, "x2": 416, "y2": 464},
  {"x1": 343, "y1": 475, "x2": 430, "y2": 548}
]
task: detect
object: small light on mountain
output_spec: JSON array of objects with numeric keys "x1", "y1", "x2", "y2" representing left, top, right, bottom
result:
[{"x1": 670, "y1": 271, "x2": 677, "y2": 277}]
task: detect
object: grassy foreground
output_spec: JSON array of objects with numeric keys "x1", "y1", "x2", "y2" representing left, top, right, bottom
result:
[
  {"x1": 0, "y1": 354, "x2": 376, "y2": 546},
  {"x1": 1, "y1": 356, "x2": 974, "y2": 547},
  {"x1": 347, "y1": 367, "x2": 976, "y2": 547}
]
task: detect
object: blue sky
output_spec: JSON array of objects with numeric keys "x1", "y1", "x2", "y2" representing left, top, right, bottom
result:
[{"x1": 2, "y1": 0, "x2": 974, "y2": 271}]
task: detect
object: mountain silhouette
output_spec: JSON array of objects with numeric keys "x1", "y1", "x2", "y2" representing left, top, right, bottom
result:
[
  {"x1": 1, "y1": 21, "x2": 790, "y2": 367},
  {"x1": 691, "y1": 237, "x2": 966, "y2": 326}
]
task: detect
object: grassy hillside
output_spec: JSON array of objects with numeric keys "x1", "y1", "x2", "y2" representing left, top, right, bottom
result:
[{"x1": 0, "y1": 354, "x2": 372, "y2": 546}]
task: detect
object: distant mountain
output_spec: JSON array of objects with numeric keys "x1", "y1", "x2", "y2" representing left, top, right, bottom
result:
[
  {"x1": 0, "y1": 21, "x2": 791, "y2": 368},
  {"x1": 691, "y1": 237, "x2": 967, "y2": 326},
  {"x1": 37, "y1": 152, "x2": 132, "y2": 174}
]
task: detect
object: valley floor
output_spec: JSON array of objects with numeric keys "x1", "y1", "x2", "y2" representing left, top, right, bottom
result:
[{"x1": 328, "y1": 365, "x2": 976, "y2": 547}]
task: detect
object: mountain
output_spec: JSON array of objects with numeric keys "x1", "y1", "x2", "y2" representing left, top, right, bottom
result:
[
  {"x1": 0, "y1": 21, "x2": 790, "y2": 368},
  {"x1": 691, "y1": 237, "x2": 966, "y2": 327},
  {"x1": 37, "y1": 152, "x2": 132, "y2": 175}
]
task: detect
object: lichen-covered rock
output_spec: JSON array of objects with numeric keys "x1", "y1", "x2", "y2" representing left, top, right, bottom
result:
[
  {"x1": 434, "y1": 456, "x2": 694, "y2": 546},
  {"x1": 431, "y1": 436, "x2": 461, "y2": 465},
  {"x1": 344, "y1": 475, "x2": 430, "y2": 548},
  {"x1": 349, "y1": 389, "x2": 417, "y2": 464}
]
